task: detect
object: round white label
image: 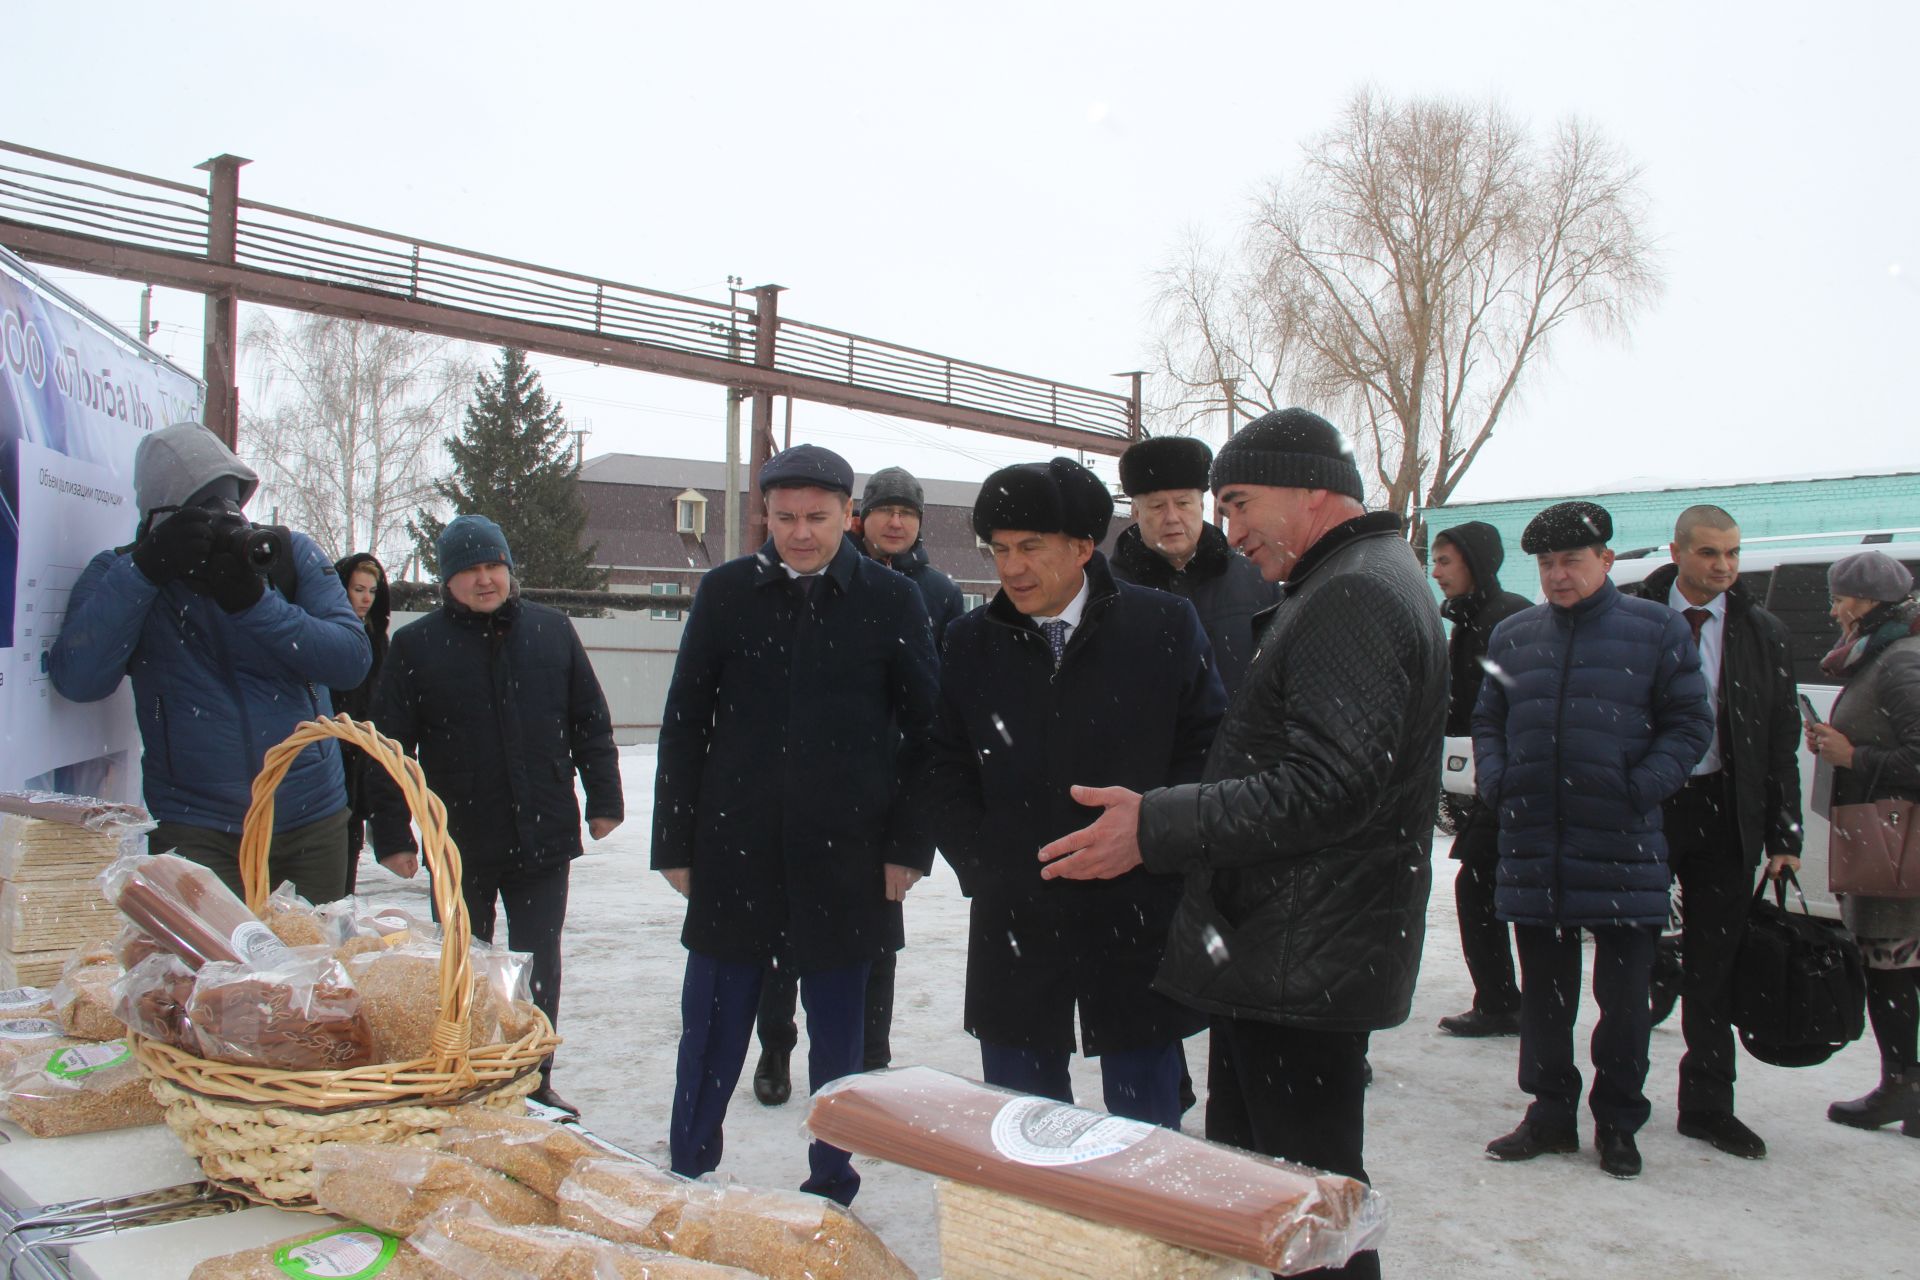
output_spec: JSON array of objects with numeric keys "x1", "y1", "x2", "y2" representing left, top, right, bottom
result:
[
  {"x1": 0, "y1": 1017, "x2": 63, "y2": 1041},
  {"x1": 988, "y1": 1096, "x2": 1153, "y2": 1167},
  {"x1": 0, "y1": 986, "x2": 49, "y2": 1012},
  {"x1": 231, "y1": 920, "x2": 292, "y2": 966}
]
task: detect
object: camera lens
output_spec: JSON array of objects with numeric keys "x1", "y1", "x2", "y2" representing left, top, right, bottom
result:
[{"x1": 240, "y1": 527, "x2": 281, "y2": 568}]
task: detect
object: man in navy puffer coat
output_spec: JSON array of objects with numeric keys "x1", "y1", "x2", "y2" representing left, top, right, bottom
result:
[{"x1": 1473, "y1": 500, "x2": 1713, "y2": 1180}]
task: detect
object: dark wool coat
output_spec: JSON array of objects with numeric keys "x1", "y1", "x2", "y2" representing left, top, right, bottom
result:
[
  {"x1": 1435, "y1": 521, "x2": 1533, "y2": 859},
  {"x1": 50, "y1": 530, "x2": 369, "y2": 833},
  {"x1": 1139, "y1": 513, "x2": 1447, "y2": 1032},
  {"x1": 1823, "y1": 602, "x2": 1920, "y2": 942},
  {"x1": 919, "y1": 551, "x2": 1225, "y2": 1055},
  {"x1": 1472, "y1": 579, "x2": 1714, "y2": 928},
  {"x1": 871, "y1": 538, "x2": 967, "y2": 647},
  {"x1": 651, "y1": 536, "x2": 939, "y2": 975},
  {"x1": 330, "y1": 553, "x2": 391, "y2": 853},
  {"x1": 1621, "y1": 564, "x2": 1803, "y2": 864},
  {"x1": 1110, "y1": 521, "x2": 1277, "y2": 702},
  {"x1": 369, "y1": 593, "x2": 623, "y2": 872}
]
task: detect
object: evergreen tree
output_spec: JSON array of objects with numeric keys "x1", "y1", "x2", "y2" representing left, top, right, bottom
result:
[{"x1": 410, "y1": 348, "x2": 604, "y2": 589}]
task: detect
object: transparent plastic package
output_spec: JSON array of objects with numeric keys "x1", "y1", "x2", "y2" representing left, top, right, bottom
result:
[
  {"x1": 185, "y1": 946, "x2": 375, "y2": 1071},
  {"x1": 98, "y1": 852, "x2": 290, "y2": 971},
  {"x1": 409, "y1": 1199, "x2": 760, "y2": 1280},
  {"x1": 109, "y1": 951, "x2": 200, "y2": 1049},
  {"x1": 263, "y1": 880, "x2": 331, "y2": 948},
  {"x1": 438, "y1": 1109, "x2": 624, "y2": 1198},
  {"x1": 346, "y1": 941, "x2": 501, "y2": 1062},
  {"x1": 802, "y1": 1066, "x2": 1388, "y2": 1276},
  {"x1": 0, "y1": 1017, "x2": 80, "y2": 1074},
  {"x1": 0, "y1": 986, "x2": 53, "y2": 1020},
  {"x1": 50, "y1": 961, "x2": 125, "y2": 1040},
  {"x1": 1, "y1": 1037, "x2": 165, "y2": 1137},
  {"x1": 188, "y1": 1224, "x2": 447, "y2": 1280},
  {"x1": 309, "y1": 1141, "x2": 558, "y2": 1235},
  {"x1": 557, "y1": 1159, "x2": 915, "y2": 1280},
  {"x1": 113, "y1": 919, "x2": 168, "y2": 971}
]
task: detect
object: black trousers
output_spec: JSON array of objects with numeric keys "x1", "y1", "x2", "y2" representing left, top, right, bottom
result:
[
  {"x1": 1453, "y1": 817, "x2": 1520, "y2": 1015},
  {"x1": 1208, "y1": 1017, "x2": 1379, "y2": 1280},
  {"x1": 757, "y1": 949, "x2": 897, "y2": 1072},
  {"x1": 1663, "y1": 773, "x2": 1752, "y2": 1116},
  {"x1": 1514, "y1": 923, "x2": 1657, "y2": 1135},
  {"x1": 460, "y1": 858, "x2": 570, "y2": 1060}
]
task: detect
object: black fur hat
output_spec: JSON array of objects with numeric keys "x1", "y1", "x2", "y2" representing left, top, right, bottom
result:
[
  {"x1": 972, "y1": 458, "x2": 1115, "y2": 542},
  {"x1": 1119, "y1": 436, "x2": 1213, "y2": 497}
]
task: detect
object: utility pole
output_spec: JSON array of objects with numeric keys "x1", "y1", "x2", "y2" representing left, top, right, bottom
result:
[
  {"x1": 723, "y1": 275, "x2": 743, "y2": 562},
  {"x1": 570, "y1": 419, "x2": 592, "y2": 471},
  {"x1": 138, "y1": 285, "x2": 157, "y2": 344}
]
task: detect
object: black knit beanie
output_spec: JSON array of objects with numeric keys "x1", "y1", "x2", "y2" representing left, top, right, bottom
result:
[
  {"x1": 1208, "y1": 408, "x2": 1363, "y2": 502},
  {"x1": 1119, "y1": 436, "x2": 1213, "y2": 497},
  {"x1": 972, "y1": 458, "x2": 1115, "y2": 542},
  {"x1": 860, "y1": 466, "x2": 925, "y2": 517},
  {"x1": 1520, "y1": 501, "x2": 1613, "y2": 554}
]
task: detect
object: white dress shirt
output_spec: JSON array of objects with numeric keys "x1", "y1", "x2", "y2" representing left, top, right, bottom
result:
[
  {"x1": 1027, "y1": 571, "x2": 1091, "y2": 639},
  {"x1": 1669, "y1": 581, "x2": 1726, "y2": 775}
]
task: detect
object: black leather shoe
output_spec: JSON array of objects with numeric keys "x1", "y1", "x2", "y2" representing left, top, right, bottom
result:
[
  {"x1": 753, "y1": 1048, "x2": 792, "y2": 1107},
  {"x1": 1486, "y1": 1120, "x2": 1578, "y2": 1161},
  {"x1": 1597, "y1": 1127, "x2": 1641, "y2": 1179},
  {"x1": 1678, "y1": 1111, "x2": 1766, "y2": 1159},
  {"x1": 1828, "y1": 1067, "x2": 1920, "y2": 1131},
  {"x1": 528, "y1": 1085, "x2": 579, "y2": 1117},
  {"x1": 1438, "y1": 1008, "x2": 1522, "y2": 1038}
]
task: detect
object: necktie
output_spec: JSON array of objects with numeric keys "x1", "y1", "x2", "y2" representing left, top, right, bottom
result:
[
  {"x1": 1040, "y1": 619, "x2": 1069, "y2": 668},
  {"x1": 1684, "y1": 606, "x2": 1711, "y2": 645}
]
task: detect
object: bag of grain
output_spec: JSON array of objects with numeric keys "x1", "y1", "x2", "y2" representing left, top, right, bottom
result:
[
  {"x1": 188, "y1": 1224, "x2": 450, "y2": 1280},
  {"x1": 50, "y1": 961, "x2": 124, "y2": 1040},
  {"x1": 1, "y1": 1037, "x2": 164, "y2": 1137},
  {"x1": 310, "y1": 1141, "x2": 558, "y2": 1235},
  {"x1": 438, "y1": 1109, "x2": 627, "y2": 1198},
  {"x1": 263, "y1": 881, "x2": 331, "y2": 949},
  {"x1": 409, "y1": 1199, "x2": 762, "y2": 1279},
  {"x1": 0, "y1": 986, "x2": 54, "y2": 1020},
  {"x1": 345, "y1": 940, "x2": 501, "y2": 1062}
]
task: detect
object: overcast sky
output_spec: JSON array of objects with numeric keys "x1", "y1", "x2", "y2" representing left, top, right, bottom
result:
[{"x1": 9, "y1": 1, "x2": 1915, "y2": 505}]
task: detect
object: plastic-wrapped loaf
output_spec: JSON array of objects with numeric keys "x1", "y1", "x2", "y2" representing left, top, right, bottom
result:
[
  {"x1": 310, "y1": 1141, "x2": 558, "y2": 1235},
  {"x1": 557, "y1": 1159, "x2": 915, "y2": 1280},
  {"x1": 438, "y1": 1109, "x2": 629, "y2": 1198},
  {"x1": 188, "y1": 1225, "x2": 451, "y2": 1280},
  {"x1": 108, "y1": 953, "x2": 199, "y2": 1049},
  {"x1": 184, "y1": 946, "x2": 375, "y2": 1071},
  {"x1": 98, "y1": 852, "x2": 290, "y2": 971},
  {"x1": 803, "y1": 1067, "x2": 1387, "y2": 1276},
  {"x1": 409, "y1": 1199, "x2": 763, "y2": 1279},
  {"x1": 345, "y1": 941, "x2": 500, "y2": 1062},
  {"x1": 1, "y1": 1037, "x2": 165, "y2": 1137},
  {"x1": 50, "y1": 961, "x2": 124, "y2": 1040}
]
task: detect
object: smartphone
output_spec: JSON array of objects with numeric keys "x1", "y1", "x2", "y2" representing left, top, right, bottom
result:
[{"x1": 1798, "y1": 693, "x2": 1822, "y2": 726}]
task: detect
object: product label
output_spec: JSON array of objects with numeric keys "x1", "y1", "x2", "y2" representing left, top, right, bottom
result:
[
  {"x1": 273, "y1": 1228, "x2": 400, "y2": 1278},
  {"x1": 0, "y1": 986, "x2": 48, "y2": 1011},
  {"x1": 0, "y1": 1018, "x2": 62, "y2": 1041},
  {"x1": 231, "y1": 920, "x2": 292, "y2": 966},
  {"x1": 988, "y1": 1096, "x2": 1153, "y2": 1167},
  {"x1": 44, "y1": 1039, "x2": 132, "y2": 1078}
]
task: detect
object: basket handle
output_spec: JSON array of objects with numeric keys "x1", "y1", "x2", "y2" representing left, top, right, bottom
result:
[{"x1": 236, "y1": 714, "x2": 476, "y2": 1072}]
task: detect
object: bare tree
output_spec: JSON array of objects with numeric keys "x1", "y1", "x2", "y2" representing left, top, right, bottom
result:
[
  {"x1": 1154, "y1": 90, "x2": 1661, "y2": 520},
  {"x1": 241, "y1": 313, "x2": 476, "y2": 568}
]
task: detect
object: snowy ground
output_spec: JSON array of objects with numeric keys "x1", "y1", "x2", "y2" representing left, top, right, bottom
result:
[{"x1": 361, "y1": 748, "x2": 1918, "y2": 1279}]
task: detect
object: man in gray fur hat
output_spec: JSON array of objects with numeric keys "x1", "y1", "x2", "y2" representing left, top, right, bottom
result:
[{"x1": 51, "y1": 422, "x2": 370, "y2": 903}]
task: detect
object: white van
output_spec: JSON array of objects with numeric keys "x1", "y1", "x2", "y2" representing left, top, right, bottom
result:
[{"x1": 1439, "y1": 534, "x2": 1920, "y2": 922}]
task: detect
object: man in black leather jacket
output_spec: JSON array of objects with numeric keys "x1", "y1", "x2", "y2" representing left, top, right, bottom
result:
[{"x1": 1040, "y1": 409, "x2": 1446, "y2": 1280}]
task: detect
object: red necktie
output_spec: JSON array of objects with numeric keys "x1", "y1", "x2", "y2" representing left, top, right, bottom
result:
[{"x1": 1684, "y1": 607, "x2": 1711, "y2": 645}]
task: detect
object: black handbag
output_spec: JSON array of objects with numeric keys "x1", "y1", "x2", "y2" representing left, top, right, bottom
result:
[{"x1": 1730, "y1": 870, "x2": 1867, "y2": 1068}]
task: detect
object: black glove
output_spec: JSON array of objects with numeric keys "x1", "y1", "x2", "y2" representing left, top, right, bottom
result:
[
  {"x1": 202, "y1": 549, "x2": 266, "y2": 613},
  {"x1": 131, "y1": 508, "x2": 214, "y2": 585}
]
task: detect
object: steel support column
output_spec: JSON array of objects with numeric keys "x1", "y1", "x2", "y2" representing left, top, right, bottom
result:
[
  {"x1": 744, "y1": 284, "x2": 785, "y2": 552},
  {"x1": 1115, "y1": 370, "x2": 1145, "y2": 442},
  {"x1": 195, "y1": 154, "x2": 248, "y2": 449}
]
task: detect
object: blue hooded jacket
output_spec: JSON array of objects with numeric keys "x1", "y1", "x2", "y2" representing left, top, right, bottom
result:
[{"x1": 1471, "y1": 578, "x2": 1713, "y2": 927}]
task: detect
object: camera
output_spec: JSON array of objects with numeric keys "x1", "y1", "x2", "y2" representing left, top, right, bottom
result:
[{"x1": 208, "y1": 511, "x2": 283, "y2": 569}]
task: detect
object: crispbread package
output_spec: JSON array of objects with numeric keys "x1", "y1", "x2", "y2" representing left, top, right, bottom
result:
[
  {"x1": 50, "y1": 961, "x2": 124, "y2": 1041},
  {"x1": 310, "y1": 1141, "x2": 559, "y2": 1235},
  {"x1": 185, "y1": 946, "x2": 375, "y2": 1071},
  {"x1": 188, "y1": 1224, "x2": 451, "y2": 1280},
  {"x1": 438, "y1": 1108, "x2": 626, "y2": 1198},
  {"x1": 1, "y1": 1037, "x2": 165, "y2": 1137},
  {"x1": 98, "y1": 852, "x2": 291, "y2": 971},
  {"x1": 109, "y1": 952, "x2": 199, "y2": 1049},
  {"x1": 345, "y1": 943, "x2": 500, "y2": 1062},
  {"x1": 803, "y1": 1067, "x2": 1386, "y2": 1276},
  {"x1": 409, "y1": 1199, "x2": 762, "y2": 1280},
  {"x1": 558, "y1": 1159, "x2": 916, "y2": 1280}
]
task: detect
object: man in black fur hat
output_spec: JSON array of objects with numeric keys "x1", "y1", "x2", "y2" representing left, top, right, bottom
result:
[
  {"x1": 917, "y1": 457, "x2": 1225, "y2": 1126},
  {"x1": 1111, "y1": 436, "x2": 1277, "y2": 701}
]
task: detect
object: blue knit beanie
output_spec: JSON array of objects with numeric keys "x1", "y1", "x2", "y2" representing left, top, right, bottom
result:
[{"x1": 437, "y1": 514, "x2": 515, "y2": 579}]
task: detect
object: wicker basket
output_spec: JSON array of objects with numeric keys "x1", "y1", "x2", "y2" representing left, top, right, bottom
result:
[{"x1": 133, "y1": 715, "x2": 560, "y2": 1208}]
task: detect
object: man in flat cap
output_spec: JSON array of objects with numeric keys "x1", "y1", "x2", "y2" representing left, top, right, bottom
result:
[
  {"x1": 1110, "y1": 435, "x2": 1276, "y2": 701},
  {"x1": 1036, "y1": 409, "x2": 1444, "y2": 1280},
  {"x1": 652, "y1": 443, "x2": 939, "y2": 1205},
  {"x1": 749, "y1": 462, "x2": 964, "y2": 1107},
  {"x1": 1473, "y1": 500, "x2": 1712, "y2": 1180},
  {"x1": 918, "y1": 457, "x2": 1225, "y2": 1124}
]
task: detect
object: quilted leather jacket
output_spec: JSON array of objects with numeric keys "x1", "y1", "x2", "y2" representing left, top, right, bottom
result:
[{"x1": 1138, "y1": 513, "x2": 1448, "y2": 1031}]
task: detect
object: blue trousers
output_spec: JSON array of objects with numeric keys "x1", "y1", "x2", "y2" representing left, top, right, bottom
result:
[
  {"x1": 670, "y1": 952, "x2": 870, "y2": 1205},
  {"x1": 1515, "y1": 924, "x2": 1658, "y2": 1136},
  {"x1": 979, "y1": 1039, "x2": 1185, "y2": 1129}
]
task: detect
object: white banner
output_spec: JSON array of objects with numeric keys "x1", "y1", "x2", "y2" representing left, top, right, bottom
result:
[{"x1": 0, "y1": 247, "x2": 205, "y2": 797}]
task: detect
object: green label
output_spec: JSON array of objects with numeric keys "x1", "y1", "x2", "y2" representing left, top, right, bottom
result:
[
  {"x1": 44, "y1": 1040, "x2": 131, "y2": 1078},
  {"x1": 273, "y1": 1228, "x2": 400, "y2": 1278}
]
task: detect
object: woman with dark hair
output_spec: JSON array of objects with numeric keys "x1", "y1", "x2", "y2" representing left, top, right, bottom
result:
[
  {"x1": 1806, "y1": 550, "x2": 1920, "y2": 1136},
  {"x1": 331, "y1": 552, "x2": 391, "y2": 897}
]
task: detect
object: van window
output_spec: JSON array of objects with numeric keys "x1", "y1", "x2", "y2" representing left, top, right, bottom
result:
[{"x1": 1767, "y1": 560, "x2": 1920, "y2": 686}]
